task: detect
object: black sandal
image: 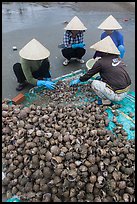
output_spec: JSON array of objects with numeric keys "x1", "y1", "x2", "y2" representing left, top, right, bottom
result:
[{"x1": 16, "y1": 82, "x2": 28, "y2": 91}]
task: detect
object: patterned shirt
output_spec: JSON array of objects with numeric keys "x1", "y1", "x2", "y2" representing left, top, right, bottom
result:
[{"x1": 63, "y1": 30, "x2": 85, "y2": 48}]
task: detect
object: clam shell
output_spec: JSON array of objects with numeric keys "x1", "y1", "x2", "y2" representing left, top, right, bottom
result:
[
  {"x1": 67, "y1": 170, "x2": 77, "y2": 182},
  {"x1": 86, "y1": 183, "x2": 94, "y2": 193},
  {"x1": 51, "y1": 156, "x2": 62, "y2": 166},
  {"x1": 50, "y1": 145, "x2": 60, "y2": 156},
  {"x1": 118, "y1": 181, "x2": 126, "y2": 189},
  {"x1": 112, "y1": 171, "x2": 121, "y2": 181}
]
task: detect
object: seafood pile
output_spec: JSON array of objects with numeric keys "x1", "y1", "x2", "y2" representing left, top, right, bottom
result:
[
  {"x1": 28, "y1": 80, "x2": 96, "y2": 107},
  {"x1": 2, "y1": 99, "x2": 135, "y2": 202}
]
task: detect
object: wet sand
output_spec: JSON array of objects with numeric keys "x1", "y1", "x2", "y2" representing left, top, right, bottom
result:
[{"x1": 2, "y1": 2, "x2": 135, "y2": 99}]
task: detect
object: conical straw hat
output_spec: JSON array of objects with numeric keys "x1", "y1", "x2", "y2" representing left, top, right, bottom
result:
[
  {"x1": 19, "y1": 38, "x2": 50, "y2": 60},
  {"x1": 98, "y1": 15, "x2": 122, "y2": 30},
  {"x1": 64, "y1": 16, "x2": 87, "y2": 30},
  {"x1": 90, "y1": 36, "x2": 120, "y2": 55}
]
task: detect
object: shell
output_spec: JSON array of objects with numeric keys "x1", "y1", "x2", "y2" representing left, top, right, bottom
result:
[
  {"x1": 43, "y1": 193, "x2": 52, "y2": 202},
  {"x1": 50, "y1": 145, "x2": 60, "y2": 155},
  {"x1": 118, "y1": 181, "x2": 126, "y2": 189},
  {"x1": 67, "y1": 170, "x2": 77, "y2": 182},
  {"x1": 69, "y1": 188, "x2": 76, "y2": 197},
  {"x1": 112, "y1": 171, "x2": 121, "y2": 181},
  {"x1": 94, "y1": 196, "x2": 102, "y2": 202},
  {"x1": 86, "y1": 183, "x2": 94, "y2": 193},
  {"x1": 125, "y1": 187, "x2": 134, "y2": 195},
  {"x1": 19, "y1": 109, "x2": 28, "y2": 119},
  {"x1": 36, "y1": 130, "x2": 43, "y2": 137},
  {"x1": 51, "y1": 156, "x2": 63, "y2": 166}
]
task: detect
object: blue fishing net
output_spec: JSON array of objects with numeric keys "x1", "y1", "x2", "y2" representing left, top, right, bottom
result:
[
  {"x1": 6, "y1": 196, "x2": 21, "y2": 202},
  {"x1": 105, "y1": 91, "x2": 135, "y2": 140},
  {"x1": 7, "y1": 70, "x2": 135, "y2": 140}
]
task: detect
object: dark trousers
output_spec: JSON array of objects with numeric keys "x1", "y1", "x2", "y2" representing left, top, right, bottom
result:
[
  {"x1": 61, "y1": 47, "x2": 86, "y2": 60},
  {"x1": 13, "y1": 59, "x2": 51, "y2": 84}
]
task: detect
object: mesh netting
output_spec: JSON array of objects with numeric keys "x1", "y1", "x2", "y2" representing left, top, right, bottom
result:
[{"x1": 7, "y1": 70, "x2": 135, "y2": 140}]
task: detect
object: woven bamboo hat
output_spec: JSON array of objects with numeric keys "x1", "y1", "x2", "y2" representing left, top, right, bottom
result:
[
  {"x1": 64, "y1": 16, "x2": 87, "y2": 30},
  {"x1": 90, "y1": 36, "x2": 120, "y2": 55},
  {"x1": 98, "y1": 15, "x2": 122, "y2": 30},
  {"x1": 19, "y1": 38, "x2": 50, "y2": 60}
]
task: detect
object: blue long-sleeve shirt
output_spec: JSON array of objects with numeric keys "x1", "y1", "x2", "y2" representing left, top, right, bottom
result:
[{"x1": 101, "y1": 30, "x2": 124, "y2": 47}]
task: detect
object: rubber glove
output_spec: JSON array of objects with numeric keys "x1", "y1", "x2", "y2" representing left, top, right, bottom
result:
[
  {"x1": 97, "y1": 97, "x2": 102, "y2": 105},
  {"x1": 69, "y1": 79, "x2": 81, "y2": 86},
  {"x1": 72, "y1": 43, "x2": 85, "y2": 49},
  {"x1": 37, "y1": 80, "x2": 56, "y2": 90}
]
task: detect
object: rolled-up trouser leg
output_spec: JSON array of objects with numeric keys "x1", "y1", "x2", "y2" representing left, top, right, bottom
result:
[
  {"x1": 91, "y1": 80, "x2": 127, "y2": 101},
  {"x1": 61, "y1": 48, "x2": 75, "y2": 60},
  {"x1": 13, "y1": 63, "x2": 26, "y2": 83},
  {"x1": 118, "y1": 45, "x2": 125, "y2": 59}
]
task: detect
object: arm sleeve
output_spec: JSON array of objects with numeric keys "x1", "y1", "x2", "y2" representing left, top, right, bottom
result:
[
  {"x1": 101, "y1": 32, "x2": 106, "y2": 40},
  {"x1": 21, "y1": 59, "x2": 38, "y2": 85},
  {"x1": 79, "y1": 61, "x2": 101, "y2": 82},
  {"x1": 79, "y1": 31, "x2": 84, "y2": 43},
  {"x1": 118, "y1": 32, "x2": 124, "y2": 46}
]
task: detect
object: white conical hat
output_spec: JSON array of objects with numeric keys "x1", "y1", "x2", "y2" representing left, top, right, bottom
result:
[
  {"x1": 90, "y1": 36, "x2": 120, "y2": 55},
  {"x1": 19, "y1": 38, "x2": 50, "y2": 60},
  {"x1": 64, "y1": 16, "x2": 87, "y2": 30},
  {"x1": 98, "y1": 15, "x2": 122, "y2": 30}
]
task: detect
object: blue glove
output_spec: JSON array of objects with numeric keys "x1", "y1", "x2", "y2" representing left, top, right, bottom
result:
[
  {"x1": 97, "y1": 97, "x2": 102, "y2": 105},
  {"x1": 69, "y1": 79, "x2": 81, "y2": 86},
  {"x1": 72, "y1": 43, "x2": 85, "y2": 49},
  {"x1": 37, "y1": 80, "x2": 56, "y2": 90}
]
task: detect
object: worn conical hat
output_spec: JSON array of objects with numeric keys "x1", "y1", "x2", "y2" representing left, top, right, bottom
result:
[
  {"x1": 64, "y1": 16, "x2": 87, "y2": 30},
  {"x1": 19, "y1": 38, "x2": 50, "y2": 60},
  {"x1": 98, "y1": 15, "x2": 122, "y2": 30},
  {"x1": 90, "y1": 36, "x2": 120, "y2": 55}
]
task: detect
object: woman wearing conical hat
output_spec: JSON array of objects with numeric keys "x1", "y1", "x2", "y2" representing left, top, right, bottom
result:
[
  {"x1": 13, "y1": 38, "x2": 56, "y2": 91},
  {"x1": 61, "y1": 16, "x2": 87, "y2": 66},
  {"x1": 69, "y1": 36, "x2": 131, "y2": 105},
  {"x1": 94, "y1": 15, "x2": 125, "y2": 60}
]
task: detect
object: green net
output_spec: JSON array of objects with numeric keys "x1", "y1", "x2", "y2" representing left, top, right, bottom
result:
[
  {"x1": 105, "y1": 91, "x2": 135, "y2": 140},
  {"x1": 8, "y1": 69, "x2": 135, "y2": 140}
]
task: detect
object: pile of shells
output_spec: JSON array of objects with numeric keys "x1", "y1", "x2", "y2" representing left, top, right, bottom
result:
[
  {"x1": 29, "y1": 80, "x2": 96, "y2": 107},
  {"x1": 2, "y1": 100, "x2": 135, "y2": 202}
]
